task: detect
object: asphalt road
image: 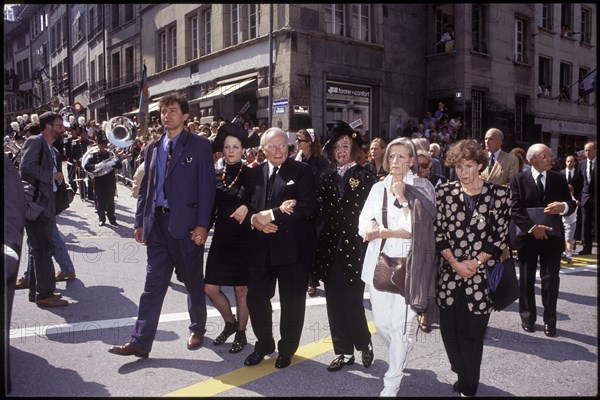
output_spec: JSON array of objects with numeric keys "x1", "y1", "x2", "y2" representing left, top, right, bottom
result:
[{"x1": 6, "y1": 180, "x2": 598, "y2": 397}]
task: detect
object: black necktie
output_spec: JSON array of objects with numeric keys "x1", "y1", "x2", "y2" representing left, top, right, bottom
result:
[
  {"x1": 266, "y1": 166, "x2": 278, "y2": 206},
  {"x1": 488, "y1": 153, "x2": 495, "y2": 172},
  {"x1": 164, "y1": 140, "x2": 173, "y2": 200},
  {"x1": 536, "y1": 173, "x2": 544, "y2": 201},
  {"x1": 567, "y1": 170, "x2": 572, "y2": 184}
]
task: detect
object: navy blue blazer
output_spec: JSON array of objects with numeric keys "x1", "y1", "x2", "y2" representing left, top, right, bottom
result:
[{"x1": 135, "y1": 131, "x2": 216, "y2": 241}]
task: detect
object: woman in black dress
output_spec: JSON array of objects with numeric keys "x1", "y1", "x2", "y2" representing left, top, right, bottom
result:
[
  {"x1": 204, "y1": 123, "x2": 259, "y2": 353},
  {"x1": 314, "y1": 121, "x2": 378, "y2": 372}
]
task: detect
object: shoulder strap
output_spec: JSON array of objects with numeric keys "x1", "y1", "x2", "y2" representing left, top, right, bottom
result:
[{"x1": 379, "y1": 188, "x2": 388, "y2": 253}]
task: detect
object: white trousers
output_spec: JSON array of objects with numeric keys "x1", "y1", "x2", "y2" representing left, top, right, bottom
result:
[{"x1": 368, "y1": 284, "x2": 417, "y2": 390}]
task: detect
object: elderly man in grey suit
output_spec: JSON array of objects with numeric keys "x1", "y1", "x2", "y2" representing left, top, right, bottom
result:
[{"x1": 19, "y1": 111, "x2": 69, "y2": 308}]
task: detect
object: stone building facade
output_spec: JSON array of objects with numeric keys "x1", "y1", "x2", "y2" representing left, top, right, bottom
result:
[{"x1": 4, "y1": 4, "x2": 596, "y2": 156}]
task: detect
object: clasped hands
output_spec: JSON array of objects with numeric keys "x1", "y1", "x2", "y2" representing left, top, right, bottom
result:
[
  {"x1": 452, "y1": 259, "x2": 479, "y2": 279},
  {"x1": 250, "y1": 199, "x2": 296, "y2": 234},
  {"x1": 190, "y1": 227, "x2": 208, "y2": 246}
]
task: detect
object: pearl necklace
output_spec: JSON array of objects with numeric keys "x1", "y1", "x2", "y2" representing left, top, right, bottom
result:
[{"x1": 221, "y1": 163, "x2": 243, "y2": 189}]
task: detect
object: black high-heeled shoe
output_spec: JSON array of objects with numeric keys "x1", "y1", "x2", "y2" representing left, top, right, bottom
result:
[
  {"x1": 229, "y1": 330, "x2": 247, "y2": 353},
  {"x1": 213, "y1": 320, "x2": 237, "y2": 346}
]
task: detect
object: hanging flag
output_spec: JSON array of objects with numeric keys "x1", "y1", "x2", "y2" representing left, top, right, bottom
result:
[
  {"x1": 578, "y1": 69, "x2": 596, "y2": 97},
  {"x1": 138, "y1": 63, "x2": 149, "y2": 140}
]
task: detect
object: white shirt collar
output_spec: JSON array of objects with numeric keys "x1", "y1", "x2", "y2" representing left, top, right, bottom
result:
[
  {"x1": 531, "y1": 167, "x2": 545, "y2": 181},
  {"x1": 267, "y1": 161, "x2": 280, "y2": 175}
]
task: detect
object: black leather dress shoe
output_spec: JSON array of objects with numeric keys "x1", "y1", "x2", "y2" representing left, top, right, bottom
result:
[
  {"x1": 327, "y1": 354, "x2": 355, "y2": 372},
  {"x1": 244, "y1": 351, "x2": 269, "y2": 366},
  {"x1": 544, "y1": 324, "x2": 557, "y2": 337},
  {"x1": 108, "y1": 343, "x2": 149, "y2": 358},
  {"x1": 522, "y1": 322, "x2": 535, "y2": 333},
  {"x1": 275, "y1": 354, "x2": 292, "y2": 369},
  {"x1": 98, "y1": 220, "x2": 106, "y2": 227}
]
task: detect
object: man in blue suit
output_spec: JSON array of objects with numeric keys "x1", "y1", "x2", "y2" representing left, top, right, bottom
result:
[{"x1": 109, "y1": 94, "x2": 215, "y2": 358}]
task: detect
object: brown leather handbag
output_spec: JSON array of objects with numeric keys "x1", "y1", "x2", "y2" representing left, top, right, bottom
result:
[{"x1": 372, "y1": 188, "x2": 407, "y2": 296}]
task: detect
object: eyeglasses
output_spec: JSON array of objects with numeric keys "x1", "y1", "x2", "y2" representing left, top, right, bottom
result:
[
  {"x1": 52, "y1": 123, "x2": 66, "y2": 129},
  {"x1": 265, "y1": 144, "x2": 288, "y2": 151}
]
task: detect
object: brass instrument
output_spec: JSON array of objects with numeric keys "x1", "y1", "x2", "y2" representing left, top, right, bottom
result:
[
  {"x1": 4, "y1": 135, "x2": 21, "y2": 155},
  {"x1": 106, "y1": 115, "x2": 136, "y2": 148},
  {"x1": 59, "y1": 106, "x2": 78, "y2": 128},
  {"x1": 80, "y1": 115, "x2": 135, "y2": 177},
  {"x1": 81, "y1": 145, "x2": 118, "y2": 178}
]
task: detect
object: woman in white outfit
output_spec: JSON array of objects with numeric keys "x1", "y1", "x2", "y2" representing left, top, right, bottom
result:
[{"x1": 359, "y1": 137, "x2": 437, "y2": 397}]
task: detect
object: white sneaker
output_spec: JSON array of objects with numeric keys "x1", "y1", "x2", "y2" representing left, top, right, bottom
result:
[{"x1": 380, "y1": 386, "x2": 398, "y2": 397}]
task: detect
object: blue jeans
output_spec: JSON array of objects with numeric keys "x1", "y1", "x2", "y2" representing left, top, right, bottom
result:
[{"x1": 25, "y1": 221, "x2": 75, "y2": 278}]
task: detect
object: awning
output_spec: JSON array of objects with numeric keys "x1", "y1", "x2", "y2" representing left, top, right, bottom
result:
[
  {"x1": 189, "y1": 78, "x2": 256, "y2": 104},
  {"x1": 122, "y1": 101, "x2": 160, "y2": 116}
]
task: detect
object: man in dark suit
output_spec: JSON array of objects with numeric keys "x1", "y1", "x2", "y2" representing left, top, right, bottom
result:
[
  {"x1": 577, "y1": 141, "x2": 596, "y2": 255},
  {"x1": 19, "y1": 111, "x2": 69, "y2": 308},
  {"x1": 510, "y1": 144, "x2": 576, "y2": 337},
  {"x1": 242, "y1": 127, "x2": 317, "y2": 369},
  {"x1": 561, "y1": 155, "x2": 583, "y2": 251},
  {"x1": 109, "y1": 94, "x2": 215, "y2": 358}
]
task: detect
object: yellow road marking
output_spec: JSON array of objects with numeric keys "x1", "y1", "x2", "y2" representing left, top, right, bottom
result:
[{"x1": 165, "y1": 322, "x2": 377, "y2": 397}]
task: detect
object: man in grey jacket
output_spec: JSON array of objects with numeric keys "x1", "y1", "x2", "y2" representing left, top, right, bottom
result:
[{"x1": 19, "y1": 111, "x2": 69, "y2": 307}]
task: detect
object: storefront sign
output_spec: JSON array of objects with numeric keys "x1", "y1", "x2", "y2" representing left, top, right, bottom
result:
[{"x1": 326, "y1": 82, "x2": 370, "y2": 98}]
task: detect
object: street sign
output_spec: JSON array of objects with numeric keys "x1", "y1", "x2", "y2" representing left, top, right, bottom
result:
[
  {"x1": 273, "y1": 98, "x2": 288, "y2": 107},
  {"x1": 350, "y1": 118, "x2": 363, "y2": 129},
  {"x1": 274, "y1": 106, "x2": 286, "y2": 115},
  {"x1": 293, "y1": 105, "x2": 310, "y2": 114}
]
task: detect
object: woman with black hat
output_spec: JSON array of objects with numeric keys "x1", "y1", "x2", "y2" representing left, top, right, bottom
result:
[
  {"x1": 314, "y1": 120, "x2": 378, "y2": 373},
  {"x1": 294, "y1": 128, "x2": 331, "y2": 296},
  {"x1": 204, "y1": 123, "x2": 259, "y2": 353}
]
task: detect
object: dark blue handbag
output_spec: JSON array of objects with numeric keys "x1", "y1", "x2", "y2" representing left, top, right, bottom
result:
[{"x1": 485, "y1": 257, "x2": 520, "y2": 311}]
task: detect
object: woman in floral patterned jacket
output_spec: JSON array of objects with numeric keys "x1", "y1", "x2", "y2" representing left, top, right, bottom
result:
[{"x1": 434, "y1": 139, "x2": 511, "y2": 397}]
